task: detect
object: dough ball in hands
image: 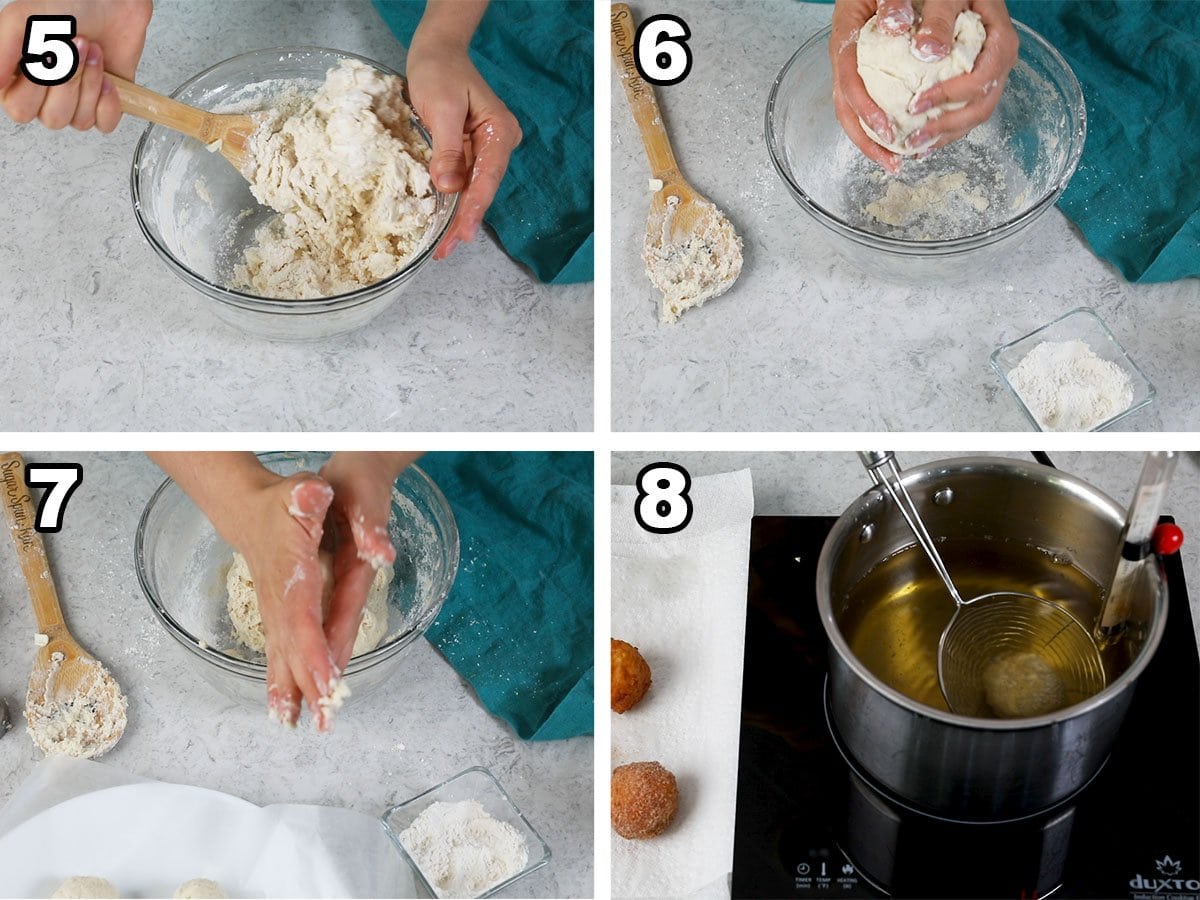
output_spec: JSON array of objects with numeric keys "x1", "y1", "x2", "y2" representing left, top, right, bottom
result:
[
  {"x1": 611, "y1": 638, "x2": 652, "y2": 713},
  {"x1": 611, "y1": 761, "x2": 679, "y2": 839},
  {"x1": 51, "y1": 877, "x2": 119, "y2": 899},
  {"x1": 174, "y1": 879, "x2": 228, "y2": 899},
  {"x1": 856, "y1": 8, "x2": 986, "y2": 154}
]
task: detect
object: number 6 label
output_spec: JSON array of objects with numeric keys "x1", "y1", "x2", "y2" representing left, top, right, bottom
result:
[
  {"x1": 21, "y1": 15, "x2": 79, "y2": 86},
  {"x1": 634, "y1": 14, "x2": 693, "y2": 86},
  {"x1": 634, "y1": 463, "x2": 693, "y2": 535}
]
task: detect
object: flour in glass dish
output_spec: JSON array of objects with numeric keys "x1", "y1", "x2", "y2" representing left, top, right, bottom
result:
[
  {"x1": 398, "y1": 799, "x2": 529, "y2": 898},
  {"x1": 1007, "y1": 339, "x2": 1134, "y2": 431},
  {"x1": 233, "y1": 58, "x2": 435, "y2": 299}
]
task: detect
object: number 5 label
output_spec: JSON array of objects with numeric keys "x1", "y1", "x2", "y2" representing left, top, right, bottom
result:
[
  {"x1": 21, "y1": 15, "x2": 79, "y2": 86},
  {"x1": 634, "y1": 463, "x2": 693, "y2": 535}
]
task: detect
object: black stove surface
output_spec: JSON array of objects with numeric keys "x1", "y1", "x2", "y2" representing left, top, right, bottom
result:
[{"x1": 732, "y1": 516, "x2": 1200, "y2": 900}]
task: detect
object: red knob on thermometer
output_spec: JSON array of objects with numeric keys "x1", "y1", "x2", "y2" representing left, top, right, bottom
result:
[{"x1": 1154, "y1": 523, "x2": 1184, "y2": 556}]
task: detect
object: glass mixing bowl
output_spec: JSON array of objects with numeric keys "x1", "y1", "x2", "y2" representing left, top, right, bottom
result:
[
  {"x1": 134, "y1": 452, "x2": 459, "y2": 708},
  {"x1": 765, "y1": 22, "x2": 1085, "y2": 283},
  {"x1": 130, "y1": 47, "x2": 457, "y2": 341}
]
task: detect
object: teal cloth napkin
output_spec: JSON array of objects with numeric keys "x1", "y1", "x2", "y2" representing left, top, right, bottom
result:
[
  {"x1": 1006, "y1": 1, "x2": 1199, "y2": 282},
  {"x1": 372, "y1": 0, "x2": 594, "y2": 284},
  {"x1": 416, "y1": 452, "x2": 594, "y2": 741}
]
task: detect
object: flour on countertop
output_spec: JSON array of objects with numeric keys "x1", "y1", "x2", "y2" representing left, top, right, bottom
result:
[
  {"x1": 398, "y1": 799, "x2": 529, "y2": 898},
  {"x1": 25, "y1": 652, "x2": 127, "y2": 759},
  {"x1": 644, "y1": 195, "x2": 743, "y2": 324},
  {"x1": 1007, "y1": 339, "x2": 1134, "y2": 431},
  {"x1": 232, "y1": 58, "x2": 435, "y2": 299}
]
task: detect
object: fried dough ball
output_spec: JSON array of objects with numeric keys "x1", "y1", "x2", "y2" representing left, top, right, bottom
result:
[
  {"x1": 982, "y1": 651, "x2": 1068, "y2": 718},
  {"x1": 611, "y1": 638, "x2": 652, "y2": 712},
  {"x1": 611, "y1": 761, "x2": 679, "y2": 839}
]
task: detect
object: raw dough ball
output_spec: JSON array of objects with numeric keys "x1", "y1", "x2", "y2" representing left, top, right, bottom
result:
[
  {"x1": 611, "y1": 638, "x2": 652, "y2": 713},
  {"x1": 611, "y1": 761, "x2": 679, "y2": 839},
  {"x1": 51, "y1": 876, "x2": 119, "y2": 899},
  {"x1": 856, "y1": 7, "x2": 986, "y2": 154},
  {"x1": 226, "y1": 551, "x2": 392, "y2": 656},
  {"x1": 174, "y1": 879, "x2": 228, "y2": 899},
  {"x1": 982, "y1": 651, "x2": 1068, "y2": 718}
]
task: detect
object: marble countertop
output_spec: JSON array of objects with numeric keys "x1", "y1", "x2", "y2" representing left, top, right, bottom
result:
[
  {"x1": 610, "y1": 0, "x2": 1199, "y2": 432},
  {"x1": 0, "y1": 453, "x2": 593, "y2": 897},
  {"x1": 613, "y1": 450, "x2": 1200, "y2": 654},
  {"x1": 0, "y1": 0, "x2": 592, "y2": 432}
]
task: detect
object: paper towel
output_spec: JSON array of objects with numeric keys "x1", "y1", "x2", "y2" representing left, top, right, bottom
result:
[{"x1": 610, "y1": 469, "x2": 754, "y2": 899}]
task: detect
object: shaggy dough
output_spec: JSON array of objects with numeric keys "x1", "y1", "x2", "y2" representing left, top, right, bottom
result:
[
  {"x1": 233, "y1": 58, "x2": 435, "y2": 299},
  {"x1": 226, "y1": 551, "x2": 392, "y2": 656},
  {"x1": 644, "y1": 195, "x2": 743, "y2": 324},
  {"x1": 856, "y1": 6, "x2": 986, "y2": 154},
  {"x1": 174, "y1": 879, "x2": 228, "y2": 899},
  {"x1": 982, "y1": 651, "x2": 1068, "y2": 718},
  {"x1": 864, "y1": 170, "x2": 989, "y2": 229},
  {"x1": 25, "y1": 654, "x2": 127, "y2": 759},
  {"x1": 51, "y1": 876, "x2": 119, "y2": 899}
]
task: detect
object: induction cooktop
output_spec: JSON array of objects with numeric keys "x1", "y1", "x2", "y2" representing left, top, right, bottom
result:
[{"x1": 732, "y1": 515, "x2": 1200, "y2": 900}]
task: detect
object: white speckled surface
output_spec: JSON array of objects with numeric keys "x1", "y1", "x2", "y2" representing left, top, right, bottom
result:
[
  {"x1": 610, "y1": 1, "x2": 1199, "y2": 432},
  {"x1": 0, "y1": 0, "x2": 592, "y2": 432},
  {"x1": 612, "y1": 450, "x2": 1200, "y2": 656},
  {"x1": 0, "y1": 453, "x2": 593, "y2": 898}
]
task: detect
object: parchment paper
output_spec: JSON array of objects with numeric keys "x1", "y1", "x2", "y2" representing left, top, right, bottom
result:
[{"x1": 0, "y1": 756, "x2": 417, "y2": 898}]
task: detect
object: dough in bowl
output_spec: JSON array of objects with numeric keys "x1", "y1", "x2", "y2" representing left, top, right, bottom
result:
[
  {"x1": 51, "y1": 876, "x2": 119, "y2": 899},
  {"x1": 226, "y1": 551, "x2": 392, "y2": 656},
  {"x1": 856, "y1": 6, "x2": 986, "y2": 154}
]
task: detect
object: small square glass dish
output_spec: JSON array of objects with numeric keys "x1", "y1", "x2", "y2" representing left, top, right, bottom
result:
[
  {"x1": 382, "y1": 767, "x2": 551, "y2": 898},
  {"x1": 990, "y1": 306, "x2": 1156, "y2": 432}
]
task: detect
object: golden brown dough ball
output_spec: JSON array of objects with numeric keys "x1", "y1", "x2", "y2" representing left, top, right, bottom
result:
[
  {"x1": 611, "y1": 638, "x2": 652, "y2": 713},
  {"x1": 611, "y1": 760, "x2": 679, "y2": 839}
]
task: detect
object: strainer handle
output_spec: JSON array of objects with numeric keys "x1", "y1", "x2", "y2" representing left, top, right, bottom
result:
[{"x1": 858, "y1": 451, "x2": 965, "y2": 606}]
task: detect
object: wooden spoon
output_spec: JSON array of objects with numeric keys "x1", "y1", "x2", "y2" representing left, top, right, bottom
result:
[
  {"x1": 610, "y1": 3, "x2": 742, "y2": 323},
  {"x1": 0, "y1": 453, "x2": 126, "y2": 758},
  {"x1": 111, "y1": 74, "x2": 258, "y2": 175}
]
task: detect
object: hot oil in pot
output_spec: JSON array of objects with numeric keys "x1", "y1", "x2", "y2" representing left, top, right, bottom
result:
[{"x1": 839, "y1": 537, "x2": 1108, "y2": 714}]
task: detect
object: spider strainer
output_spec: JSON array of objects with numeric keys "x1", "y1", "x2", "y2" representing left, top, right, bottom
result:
[{"x1": 859, "y1": 452, "x2": 1105, "y2": 718}]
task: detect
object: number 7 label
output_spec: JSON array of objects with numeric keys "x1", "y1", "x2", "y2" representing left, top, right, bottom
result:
[{"x1": 24, "y1": 463, "x2": 83, "y2": 532}]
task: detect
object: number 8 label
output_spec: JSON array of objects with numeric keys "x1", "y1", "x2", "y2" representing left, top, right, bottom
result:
[{"x1": 634, "y1": 463, "x2": 693, "y2": 535}]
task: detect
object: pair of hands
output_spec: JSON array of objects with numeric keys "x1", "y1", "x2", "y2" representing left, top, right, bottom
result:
[
  {"x1": 831, "y1": 0, "x2": 1019, "y2": 173},
  {"x1": 0, "y1": 0, "x2": 519, "y2": 259},
  {"x1": 152, "y1": 452, "x2": 418, "y2": 731}
]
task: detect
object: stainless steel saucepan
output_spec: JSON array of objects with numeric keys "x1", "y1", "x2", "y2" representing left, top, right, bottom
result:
[{"x1": 816, "y1": 455, "x2": 1167, "y2": 819}]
